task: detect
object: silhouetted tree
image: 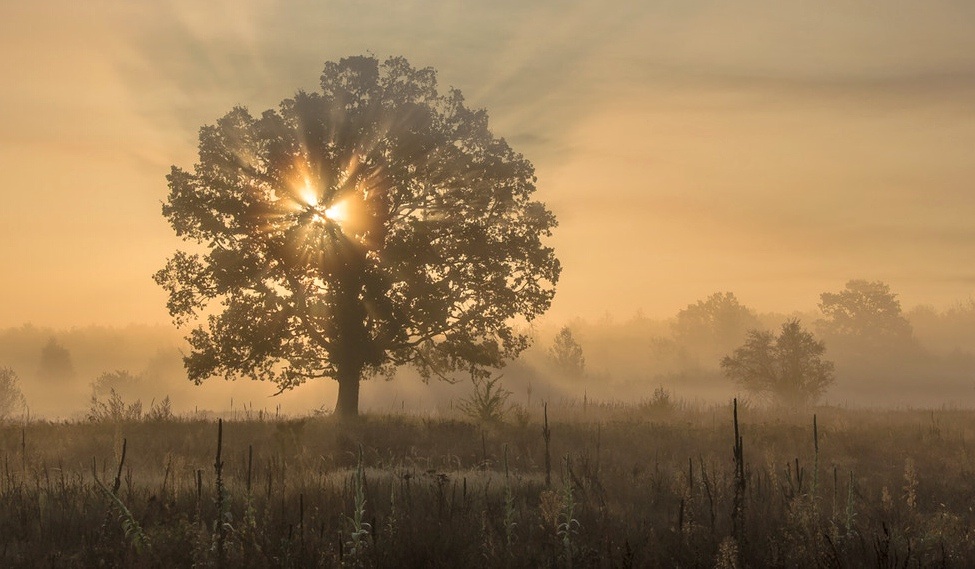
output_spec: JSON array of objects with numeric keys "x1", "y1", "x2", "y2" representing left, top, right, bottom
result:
[
  {"x1": 37, "y1": 338, "x2": 75, "y2": 383},
  {"x1": 154, "y1": 56, "x2": 560, "y2": 418},
  {"x1": 91, "y1": 370, "x2": 142, "y2": 397},
  {"x1": 548, "y1": 326, "x2": 585, "y2": 378},
  {"x1": 817, "y1": 280, "x2": 914, "y2": 355},
  {"x1": 674, "y1": 292, "x2": 761, "y2": 364},
  {"x1": 721, "y1": 320, "x2": 834, "y2": 407}
]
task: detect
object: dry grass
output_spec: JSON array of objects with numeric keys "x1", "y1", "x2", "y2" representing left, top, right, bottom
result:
[{"x1": 1, "y1": 401, "x2": 974, "y2": 567}]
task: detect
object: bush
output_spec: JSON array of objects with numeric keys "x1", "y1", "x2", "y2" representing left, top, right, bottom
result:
[
  {"x1": 0, "y1": 367, "x2": 25, "y2": 420},
  {"x1": 458, "y1": 375, "x2": 512, "y2": 425},
  {"x1": 87, "y1": 388, "x2": 143, "y2": 422}
]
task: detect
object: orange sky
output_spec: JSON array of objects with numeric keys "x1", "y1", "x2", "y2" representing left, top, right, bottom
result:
[{"x1": 2, "y1": 1, "x2": 974, "y2": 328}]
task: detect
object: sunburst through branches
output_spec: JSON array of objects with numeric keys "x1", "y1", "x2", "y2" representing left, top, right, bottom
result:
[{"x1": 155, "y1": 55, "x2": 560, "y2": 418}]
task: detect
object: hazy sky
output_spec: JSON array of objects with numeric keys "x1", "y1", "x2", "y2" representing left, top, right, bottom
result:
[{"x1": 2, "y1": 0, "x2": 975, "y2": 328}]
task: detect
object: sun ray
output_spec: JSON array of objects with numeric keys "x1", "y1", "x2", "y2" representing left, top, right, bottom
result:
[
  {"x1": 324, "y1": 200, "x2": 349, "y2": 225},
  {"x1": 298, "y1": 180, "x2": 319, "y2": 208}
]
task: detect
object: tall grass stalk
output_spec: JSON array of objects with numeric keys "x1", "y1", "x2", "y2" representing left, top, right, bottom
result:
[
  {"x1": 557, "y1": 455, "x2": 580, "y2": 569},
  {"x1": 344, "y1": 445, "x2": 371, "y2": 568}
]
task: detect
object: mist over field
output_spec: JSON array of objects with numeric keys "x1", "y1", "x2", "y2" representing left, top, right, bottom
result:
[
  {"x1": 3, "y1": 290, "x2": 973, "y2": 420},
  {"x1": 2, "y1": 2, "x2": 975, "y2": 566},
  {"x1": 2, "y1": 2, "x2": 973, "y2": 417}
]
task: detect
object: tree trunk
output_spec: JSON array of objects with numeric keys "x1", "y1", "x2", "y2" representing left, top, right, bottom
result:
[
  {"x1": 334, "y1": 367, "x2": 361, "y2": 419},
  {"x1": 331, "y1": 273, "x2": 369, "y2": 420}
]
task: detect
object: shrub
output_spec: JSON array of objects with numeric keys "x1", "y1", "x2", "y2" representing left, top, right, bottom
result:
[
  {"x1": 0, "y1": 367, "x2": 25, "y2": 420},
  {"x1": 458, "y1": 375, "x2": 512, "y2": 425}
]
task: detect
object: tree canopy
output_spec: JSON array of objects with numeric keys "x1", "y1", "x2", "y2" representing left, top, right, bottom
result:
[
  {"x1": 37, "y1": 338, "x2": 75, "y2": 383},
  {"x1": 548, "y1": 326, "x2": 585, "y2": 378},
  {"x1": 817, "y1": 280, "x2": 914, "y2": 354},
  {"x1": 673, "y1": 292, "x2": 761, "y2": 362},
  {"x1": 721, "y1": 320, "x2": 834, "y2": 407},
  {"x1": 154, "y1": 55, "x2": 560, "y2": 417}
]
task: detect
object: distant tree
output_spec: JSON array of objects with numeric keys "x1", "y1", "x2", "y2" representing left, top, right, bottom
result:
[
  {"x1": 674, "y1": 292, "x2": 761, "y2": 362},
  {"x1": 817, "y1": 280, "x2": 914, "y2": 354},
  {"x1": 908, "y1": 299, "x2": 975, "y2": 355},
  {"x1": 548, "y1": 326, "x2": 585, "y2": 378},
  {"x1": 0, "y1": 367, "x2": 26, "y2": 420},
  {"x1": 154, "y1": 55, "x2": 560, "y2": 418},
  {"x1": 91, "y1": 370, "x2": 142, "y2": 397},
  {"x1": 37, "y1": 338, "x2": 75, "y2": 383},
  {"x1": 721, "y1": 320, "x2": 835, "y2": 407}
]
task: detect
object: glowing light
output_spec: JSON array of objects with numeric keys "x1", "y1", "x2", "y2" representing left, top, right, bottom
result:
[
  {"x1": 298, "y1": 181, "x2": 319, "y2": 207},
  {"x1": 324, "y1": 200, "x2": 349, "y2": 225}
]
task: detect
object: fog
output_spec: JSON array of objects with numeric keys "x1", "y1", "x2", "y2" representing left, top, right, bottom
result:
[
  {"x1": 1, "y1": 2, "x2": 974, "y2": 417},
  {"x1": 1, "y1": 286, "x2": 971, "y2": 420}
]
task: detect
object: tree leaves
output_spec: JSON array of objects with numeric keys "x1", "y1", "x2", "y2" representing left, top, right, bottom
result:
[
  {"x1": 721, "y1": 320, "x2": 835, "y2": 407},
  {"x1": 155, "y1": 56, "x2": 560, "y2": 406}
]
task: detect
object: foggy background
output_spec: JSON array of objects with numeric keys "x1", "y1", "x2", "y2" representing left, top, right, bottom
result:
[
  {"x1": 2, "y1": 288, "x2": 973, "y2": 419},
  {"x1": 1, "y1": 1, "x2": 974, "y2": 417}
]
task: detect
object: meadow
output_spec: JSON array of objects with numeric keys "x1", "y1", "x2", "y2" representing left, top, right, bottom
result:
[{"x1": 2, "y1": 399, "x2": 974, "y2": 568}]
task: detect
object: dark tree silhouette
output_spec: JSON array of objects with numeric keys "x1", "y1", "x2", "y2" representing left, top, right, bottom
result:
[
  {"x1": 37, "y1": 338, "x2": 75, "y2": 383},
  {"x1": 154, "y1": 56, "x2": 560, "y2": 418},
  {"x1": 548, "y1": 326, "x2": 585, "y2": 378},
  {"x1": 91, "y1": 370, "x2": 142, "y2": 397},
  {"x1": 721, "y1": 320, "x2": 834, "y2": 407}
]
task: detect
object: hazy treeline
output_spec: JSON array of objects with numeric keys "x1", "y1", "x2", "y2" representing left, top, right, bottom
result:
[
  {"x1": 0, "y1": 288, "x2": 973, "y2": 419},
  {"x1": 0, "y1": 324, "x2": 328, "y2": 420},
  {"x1": 534, "y1": 291, "x2": 975, "y2": 408}
]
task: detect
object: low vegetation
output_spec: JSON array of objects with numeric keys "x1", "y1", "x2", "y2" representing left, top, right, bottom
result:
[{"x1": 1, "y1": 400, "x2": 974, "y2": 567}]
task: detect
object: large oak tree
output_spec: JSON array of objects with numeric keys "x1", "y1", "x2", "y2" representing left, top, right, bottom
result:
[{"x1": 154, "y1": 56, "x2": 560, "y2": 418}]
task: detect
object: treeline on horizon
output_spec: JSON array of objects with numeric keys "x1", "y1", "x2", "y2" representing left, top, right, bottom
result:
[{"x1": 0, "y1": 279, "x2": 974, "y2": 418}]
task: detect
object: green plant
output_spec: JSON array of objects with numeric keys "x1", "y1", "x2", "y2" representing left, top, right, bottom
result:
[
  {"x1": 557, "y1": 456, "x2": 580, "y2": 568},
  {"x1": 344, "y1": 446, "x2": 371, "y2": 567},
  {"x1": 93, "y1": 474, "x2": 152, "y2": 554},
  {"x1": 146, "y1": 396, "x2": 175, "y2": 421},
  {"x1": 87, "y1": 388, "x2": 143, "y2": 422},
  {"x1": 641, "y1": 386, "x2": 674, "y2": 413},
  {"x1": 458, "y1": 375, "x2": 512, "y2": 425},
  {"x1": 502, "y1": 445, "x2": 517, "y2": 557},
  {"x1": 92, "y1": 439, "x2": 152, "y2": 558}
]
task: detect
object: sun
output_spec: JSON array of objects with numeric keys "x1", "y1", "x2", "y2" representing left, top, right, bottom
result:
[
  {"x1": 323, "y1": 200, "x2": 349, "y2": 225},
  {"x1": 294, "y1": 179, "x2": 348, "y2": 228},
  {"x1": 298, "y1": 181, "x2": 319, "y2": 208}
]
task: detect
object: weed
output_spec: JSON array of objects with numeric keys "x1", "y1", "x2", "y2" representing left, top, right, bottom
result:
[
  {"x1": 458, "y1": 375, "x2": 512, "y2": 425},
  {"x1": 344, "y1": 445, "x2": 371, "y2": 568}
]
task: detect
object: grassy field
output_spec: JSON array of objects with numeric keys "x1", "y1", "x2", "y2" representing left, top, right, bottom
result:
[{"x1": 2, "y1": 400, "x2": 974, "y2": 567}]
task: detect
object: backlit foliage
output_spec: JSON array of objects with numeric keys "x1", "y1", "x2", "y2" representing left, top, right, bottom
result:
[{"x1": 154, "y1": 56, "x2": 560, "y2": 416}]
